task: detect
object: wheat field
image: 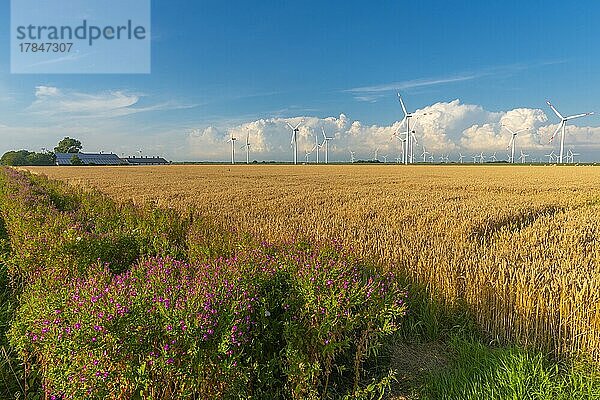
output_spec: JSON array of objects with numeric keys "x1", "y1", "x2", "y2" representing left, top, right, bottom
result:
[{"x1": 26, "y1": 165, "x2": 600, "y2": 361}]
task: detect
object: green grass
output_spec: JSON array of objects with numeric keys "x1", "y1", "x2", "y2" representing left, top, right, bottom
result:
[
  {"x1": 415, "y1": 336, "x2": 600, "y2": 399},
  {"x1": 0, "y1": 215, "x2": 25, "y2": 399},
  {"x1": 387, "y1": 280, "x2": 600, "y2": 399}
]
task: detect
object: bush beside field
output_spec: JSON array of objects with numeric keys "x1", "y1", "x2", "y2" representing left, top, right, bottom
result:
[{"x1": 0, "y1": 167, "x2": 406, "y2": 399}]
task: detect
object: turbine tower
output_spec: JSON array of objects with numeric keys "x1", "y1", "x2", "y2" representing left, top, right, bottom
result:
[
  {"x1": 287, "y1": 120, "x2": 303, "y2": 165},
  {"x1": 502, "y1": 125, "x2": 529, "y2": 164},
  {"x1": 240, "y1": 131, "x2": 251, "y2": 164},
  {"x1": 227, "y1": 134, "x2": 237, "y2": 164},
  {"x1": 321, "y1": 127, "x2": 334, "y2": 164},
  {"x1": 547, "y1": 101, "x2": 594, "y2": 163},
  {"x1": 397, "y1": 93, "x2": 418, "y2": 164}
]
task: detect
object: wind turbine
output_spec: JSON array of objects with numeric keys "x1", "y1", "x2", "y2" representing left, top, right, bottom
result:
[
  {"x1": 458, "y1": 153, "x2": 465, "y2": 164},
  {"x1": 502, "y1": 125, "x2": 530, "y2": 164},
  {"x1": 571, "y1": 150, "x2": 580, "y2": 163},
  {"x1": 321, "y1": 127, "x2": 334, "y2": 164},
  {"x1": 391, "y1": 130, "x2": 406, "y2": 164},
  {"x1": 471, "y1": 154, "x2": 478, "y2": 163},
  {"x1": 382, "y1": 155, "x2": 388, "y2": 163},
  {"x1": 479, "y1": 152, "x2": 486, "y2": 163},
  {"x1": 567, "y1": 148, "x2": 580, "y2": 164},
  {"x1": 428, "y1": 153, "x2": 435, "y2": 163},
  {"x1": 547, "y1": 101, "x2": 594, "y2": 163},
  {"x1": 519, "y1": 150, "x2": 529, "y2": 163},
  {"x1": 490, "y1": 152, "x2": 497, "y2": 162},
  {"x1": 240, "y1": 131, "x2": 251, "y2": 164},
  {"x1": 311, "y1": 131, "x2": 321, "y2": 164},
  {"x1": 397, "y1": 93, "x2": 421, "y2": 164},
  {"x1": 545, "y1": 150, "x2": 556, "y2": 163},
  {"x1": 287, "y1": 120, "x2": 303, "y2": 165},
  {"x1": 374, "y1": 147, "x2": 380, "y2": 162},
  {"x1": 227, "y1": 134, "x2": 237, "y2": 164},
  {"x1": 349, "y1": 150, "x2": 356, "y2": 164},
  {"x1": 421, "y1": 146, "x2": 430, "y2": 163},
  {"x1": 304, "y1": 149, "x2": 312, "y2": 164}
]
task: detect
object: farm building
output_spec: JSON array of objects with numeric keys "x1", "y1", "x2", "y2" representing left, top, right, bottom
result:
[
  {"x1": 55, "y1": 153, "x2": 127, "y2": 166},
  {"x1": 124, "y1": 157, "x2": 170, "y2": 165}
]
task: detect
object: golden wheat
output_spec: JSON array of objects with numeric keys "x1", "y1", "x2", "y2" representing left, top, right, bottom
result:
[{"x1": 26, "y1": 164, "x2": 600, "y2": 360}]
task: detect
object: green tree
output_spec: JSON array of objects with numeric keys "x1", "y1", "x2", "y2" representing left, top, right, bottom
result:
[
  {"x1": 54, "y1": 137, "x2": 82, "y2": 153},
  {"x1": 70, "y1": 154, "x2": 84, "y2": 166},
  {"x1": 0, "y1": 150, "x2": 55, "y2": 166},
  {"x1": 0, "y1": 150, "x2": 28, "y2": 166}
]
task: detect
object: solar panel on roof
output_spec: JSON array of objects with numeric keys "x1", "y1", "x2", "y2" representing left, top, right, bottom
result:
[{"x1": 55, "y1": 153, "x2": 127, "y2": 166}]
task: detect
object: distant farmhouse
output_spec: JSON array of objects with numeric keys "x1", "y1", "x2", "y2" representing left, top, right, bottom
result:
[
  {"x1": 124, "y1": 156, "x2": 170, "y2": 165},
  {"x1": 55, "y1": 153, "x2": 170, "y2": 166}
]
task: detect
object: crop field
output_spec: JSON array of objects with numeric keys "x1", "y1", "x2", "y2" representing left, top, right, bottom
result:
[
  {"x1": 28, "y1": 164, "x2": 600, "y2": 363},
  {"x1": 2, "y1": 164, "x2": 599, "y2": 399}
]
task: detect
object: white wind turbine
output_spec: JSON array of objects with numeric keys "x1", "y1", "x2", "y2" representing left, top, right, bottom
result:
[
  {"x1": 287, "y1": 120, "x2": 303, "y2": 165},
  {"x1": 240, "y1": 131, "x2": 251, "y2": 164},
  {"x1": 547, "y1": 100, "x2": 594, "y2": 164},
  {"x1": 471, "y1": 154, "x2": 478, "y2": 163},
  {"x1": 382, "y1": 155, "x2": 388, "y2": 163},
  {"x1": 227, "y1": 134, "x2": 237, "y2": 164},
  {"x1": 321, "y1": 127, "x2": 334, "y2": 164},
  {"x1": 349, "y1": 150, "x2": 356, "y2": 163},
  {"x1": 567, "y1": 148, "x2": 580, "y2": 164},
  {"x1": 519, "y1": 149, "x2": 529, "y2": 163},
  {"x1": 421, "y1": 146, "x2": 430, "y2": 163},
  {"x1": 479, "y1": 152, "x2": 486, "y2": 163},
  {"x1": 373, "y1": 147, "x2": 380, "y2": 162},
  {"x1": 490, "y1": 152, "x2": 497, "y2": 162},
  {"x1": 545, "y1": 150, "x2": 556, "y2": 163},
  {"x1": 391, "y1": 129, "x2": 407, "y2": 164},
  {"x1": 458, "y1": 153, "x2": 465, "y2": 164},
  {"x1": 304, "y1": 149, "x2": 312, "y2": 164},
  {"x1": 311, "y1": 131, "x2": 322, "y2": 164},
  {"x1": 397, "y1": 93, "x2": 420, "y2": 164},
  {"x1": 502, "y1": 125, "x2": 530, "y2": 164}
]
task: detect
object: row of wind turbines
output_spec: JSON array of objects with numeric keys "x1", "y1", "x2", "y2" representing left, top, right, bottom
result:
[{"x1": 224, "y1": 95, "x2": 593, "y2": 165}]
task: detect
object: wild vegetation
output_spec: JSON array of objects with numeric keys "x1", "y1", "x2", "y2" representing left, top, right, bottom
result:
[{"x1": 0, "y1": 167, "x2": 405, "y2": 399}]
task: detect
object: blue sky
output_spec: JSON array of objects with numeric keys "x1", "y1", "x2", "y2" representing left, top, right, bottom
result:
[{"x1": 1, "y1": 0, "x2": 600, "y2": 161}]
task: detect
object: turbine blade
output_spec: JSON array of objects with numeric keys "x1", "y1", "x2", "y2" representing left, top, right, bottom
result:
[
  {"x1": 286, "y1": 122, "x2": 294, "y2": 130},
  {"x1": 507, "y1": 136, "x2": 514, "y2": 150},
  {"x1": 502, "y1": 125, "x2": 515, "y2": 135},
  {"x1": 566, "y1": 112, "x2": 594, "y2": 121},
  {"x1": 397, "y1": 93, "x2": 408, "y2": 116},
  {"x1": 548, "y1": 123, "x2": 564, "y2": 143},
  {"x1": 546, "y1": 101, "x2": 564, "y2": 120}
]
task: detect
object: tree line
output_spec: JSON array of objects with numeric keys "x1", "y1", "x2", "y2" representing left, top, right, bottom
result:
[{"x1": 1, "y1": 137, "x2": 82, "y2": 166}]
